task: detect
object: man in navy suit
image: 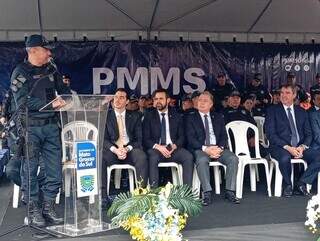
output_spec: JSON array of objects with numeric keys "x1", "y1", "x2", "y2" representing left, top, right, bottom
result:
[
  {"x1": 186, "y1": 91, "x2": 239, "y2": 205},
  {"x1": 142, "y1": 89, "x2": 193, "y2": 188},
  {"x1": 309, "y1": 91, "x2": 320, "y2": 150},
  {"x1": 265, "y1": 84, "x2": 320, "y2": 197},
  {"x1": 102, "y1": 88, "x2": 148, "y2": 197}
]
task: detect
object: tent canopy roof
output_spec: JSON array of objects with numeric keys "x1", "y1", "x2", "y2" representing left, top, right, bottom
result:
[{"x1": 1, "y1": 0, "x2": 320, "y2": 43}]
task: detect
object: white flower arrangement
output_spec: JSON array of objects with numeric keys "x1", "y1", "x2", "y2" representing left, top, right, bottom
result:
[
  {"x1": 107, "y1": 183, "x2": 202, "y2": 241},
  {"x1": 305, "y1": 194, "x2": 320, "y2": 234}
]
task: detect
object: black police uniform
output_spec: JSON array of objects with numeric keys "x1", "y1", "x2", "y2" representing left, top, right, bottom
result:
[
  {"x1": 11, "y1": 59, "x2": 70, "y2": 225},
  {"x1": 310, "y1": 84, "x2": 320, "y2": 100},
  {"x1": 11, "y1": 59, "x2": 70, "y2": 199},
  {"x1": 212, "y1": 83, "x2": 235, "y2": 111},
  {"x1": 245, "y1": 84, "x2": 270, "y2": 117}
]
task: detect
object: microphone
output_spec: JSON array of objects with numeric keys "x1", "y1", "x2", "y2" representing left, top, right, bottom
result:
[{"x1": 48, "y1": 57, "x2": 57, "y2": 70}]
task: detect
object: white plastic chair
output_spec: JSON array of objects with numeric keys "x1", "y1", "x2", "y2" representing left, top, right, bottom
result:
[
  {"x1": 226, "y1": 121, "x2": 272, "y2": 199},
  {"x1": 192, "y1": 162, "x2": 226, "y2": 197},
  {"x1": 61, "y1": 121, "x2": 98, "y2": 204},
  {"x1": 253, "y1": 116, "x2": 269, "y2": 147},
  {"x1": 269, "y1": 157, "x2": 308, "y2": 197},
  {"x1": 158, "y1": 162, "x2": 183, "y2": 186},
  {"x1": 106, "y1": 164, "x2": 137, "y2": 195}
]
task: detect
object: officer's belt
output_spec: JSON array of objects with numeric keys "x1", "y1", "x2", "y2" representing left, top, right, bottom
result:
[{"x1": 28, "y1": 117, "x2": 57, "y2": 126}]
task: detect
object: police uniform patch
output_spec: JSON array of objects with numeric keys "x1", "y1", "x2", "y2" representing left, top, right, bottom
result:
[
  {"x1": 16, "y1": 82, "x2": 22, "y2": 88},
  {"x1": 49, "y1": 75, "x2": 54, "y2": 82},
  {"x1": 33, "y1": 74, "x2": 42, "y2": 79},
  {"x1": 12, "y1": 79, "x2": 18, "y2": 85},
  {"x1": 10, "y1": 85, "x2": 18, "y2": 92}
]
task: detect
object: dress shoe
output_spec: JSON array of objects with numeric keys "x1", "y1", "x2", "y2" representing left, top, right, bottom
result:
[
  {"x1": 283, "y1": 185, "x2": 293, "y2": 198},
  {"x1": 42, "y1": 200, "x2": 63, "y2": 225},
  {"x1": 294, "y1": 184, "x2": 311, "y2": 196},
  {"x1": 224, "y1": 190, "x2": 240, "y2": 204},
  {"x1": 202, "y1": 191, "x2": 212, "y2": 206},
  {"x1": 29, "y1": 201, "x2": 46, "y2": 227}
]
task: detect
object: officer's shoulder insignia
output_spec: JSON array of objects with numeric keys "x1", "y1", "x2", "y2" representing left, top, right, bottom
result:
[
  {"x1": 16, "y1": 75, "x2": 27, "y2": 83},
  {"x1": 260, "y1": 90, "x2": 264, "y2": 94}
]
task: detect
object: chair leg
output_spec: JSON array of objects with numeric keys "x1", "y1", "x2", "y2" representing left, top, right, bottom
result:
[
  {"x1": 274, "y1": 162, "x2": 283, "y2": 197},
  {"x1": 249, "y1": 164, "x2": 257, "y2": 192},
  {"x1": 128, "y1": 169, "x2": 135, "y2": 192},
  {"x1": 171, "y1": 167, "x2": 178, "y2": 186},
  {"x1": 107, "y1": 168, "x2": 111, "y2": 196},
  {"x1": 114, "y1": 169, "x2": 122, "y2": 189},
  {"x1": 236, "y1": 162, "x2": 244, "y2": 199},
  {"x1": 290, "y1": 164, "x2": 294, "y2": 186},
  {"x1": 263, "y1": 163, "x2": 272, "y2": 197},
  {"x1": 178, "y1": 165, "x2": 183, "y2": 185},
  {"x1": 13, "y1": 184, "x2": 20, "y2": 208},
  {"x1": 255, "y1": 164, "x2": 260, "y2": 182},
  {"x1": 192, "y1": 167, "x2": 200, "y2": 197},
  {"x1": 213, "y1": 166, "x2": 221, "y2": 194}
]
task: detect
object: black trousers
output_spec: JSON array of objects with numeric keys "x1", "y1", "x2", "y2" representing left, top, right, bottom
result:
[
  {"x1": 147, "y1": 148, "x2": 193, "y2": 188},
  {"x1": 102, "y1": 148, "x2": 148, "y2": 196}
]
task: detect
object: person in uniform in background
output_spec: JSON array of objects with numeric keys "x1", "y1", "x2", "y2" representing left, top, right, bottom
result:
[
  {"x1": 181, "y1": 93, "x2": 193, "y2": 112},
  {"x1": 310, "y1": 73, "x2": 320, "y2": 100},
  {"x1": 287, "y1": 72, "x2": 306, "y2": 104},
  {"x1": 271, "y1": 89, "x2": 281, "y2": 105},
  {"x1": 241, "y1": 94, "x2": 256, "y2": 116},
  {"x1": 212, "y1": 72, "x2": 235, "y2": 112},
  {"x1": 10, "y1": 34, "x2": 70, "y2": 227},
  {"x1": 245, "y1": 73, "x2": 270, "y2": 117},
  {"x1": 126, "y1": 94, "x2": 139, "y2": 111}
]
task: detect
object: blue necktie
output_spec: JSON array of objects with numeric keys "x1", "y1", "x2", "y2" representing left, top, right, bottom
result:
[
  {"x1": 160, "y1": 113, "x2": 166, "y2": 145},
  {"x1": 204, "y1": 114, "x2": 211, "y2": 145},
  {"x1": 287, "y1": 107, "x2": 298, "y2": 147}
]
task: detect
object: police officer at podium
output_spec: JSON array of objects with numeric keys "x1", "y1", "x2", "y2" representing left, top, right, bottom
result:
[{"x1": 10, "y1": 34, "x2": 70, "y2": 227}]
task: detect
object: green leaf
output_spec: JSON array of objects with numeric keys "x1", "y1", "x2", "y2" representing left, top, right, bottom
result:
[{"x1": 167, "y1": 185, "x2": 202, "y2": 216}]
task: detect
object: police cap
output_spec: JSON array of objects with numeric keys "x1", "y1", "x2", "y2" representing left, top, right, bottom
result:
[
  {"x1": 229, "y1": 90, "x2": 241, "y2": 98},
  {"x1": 253, "y1": 73, "x2": 262, "y2": 81},
  {"x1": 25, "y1": 34, "x2": 53, "y2": 49}
]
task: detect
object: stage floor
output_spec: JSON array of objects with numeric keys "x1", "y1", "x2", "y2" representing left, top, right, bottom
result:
[{"x1": 0, "y1": 176, "x2": 317, "y2": 241}]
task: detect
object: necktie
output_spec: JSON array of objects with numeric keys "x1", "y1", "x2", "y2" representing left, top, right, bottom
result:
[
  {"x1": 160, "y1": 113, "x2": 166, "y2": 145},
  {"x1": 116, "y1": 114, "x2": 125, "y2": 148},
  {"x1": 204, "y1": 114, "x2": 211, "y2": 145},
  {"x1": 287, "y1": 107, "x2": 298, "y2": 147}
]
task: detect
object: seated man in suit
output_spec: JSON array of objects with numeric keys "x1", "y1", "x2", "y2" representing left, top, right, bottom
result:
[
  {"x1": 143, "y1": 89, "x2": 193, "y2": 188},
  {"x1": 102, "y1": 88, "x2": 148, "y2": 199},
  {"x1": 186, "y1": 91, "x2": 240, "y2": 205},
  {"x1": 309, "y1": 91, "x2": 320, "y2": 151},
  {"x1": 265, "y1": 84, "x2": 320, "y2": 197}
]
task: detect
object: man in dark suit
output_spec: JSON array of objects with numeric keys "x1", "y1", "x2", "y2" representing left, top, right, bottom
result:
[
  {"x1": 142, "y1": 89, "x2": 193, "y2": 188},
  {"x1": 265, "y1": 84, "x2": 320, "y2": 197},
  {"x1": 309, "y1": 91, "x2": 320, "y2": 150},
  {"x1": 186, "y1": 91, "x2": 240, "y2": 205},
  {"x1": 102, "y1": 88, "x2": 148, "y2": 198}
]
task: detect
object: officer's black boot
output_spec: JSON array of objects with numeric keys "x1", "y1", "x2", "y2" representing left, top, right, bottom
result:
[
  {"x1": 42, "y1": 200, "x2": 63, "y2": 225},
  {"x1": 29, "y1": 201, "x2": 46, "y2": 227}
]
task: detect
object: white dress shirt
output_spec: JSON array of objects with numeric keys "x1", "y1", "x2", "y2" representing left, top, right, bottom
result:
[
  {"x1": 110, "y1": 109, "x2": 133, "y2": 152},
  {"x1": 199, "y1": 111, "x2": 217, "y2": 151},
  {"x1": 157, "y1": 110, "x2": 173, "y2": 145}
]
